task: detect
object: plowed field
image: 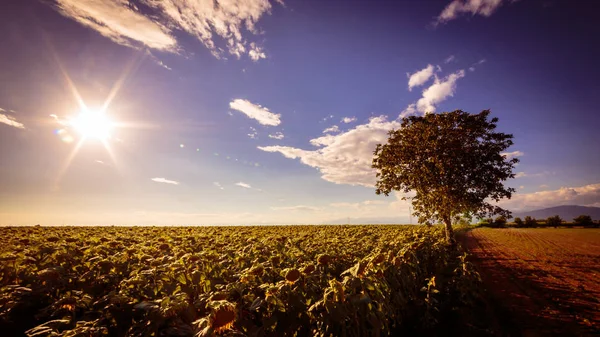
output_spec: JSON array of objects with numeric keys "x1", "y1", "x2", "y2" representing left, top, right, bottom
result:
[{"x1": 463, "y1": 228, "x2": 600, "y2": 336}]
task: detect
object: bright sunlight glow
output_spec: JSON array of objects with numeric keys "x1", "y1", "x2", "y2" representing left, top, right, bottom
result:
[{"x1": 71, "y1": 108, "x2": 113, "y2": 140}]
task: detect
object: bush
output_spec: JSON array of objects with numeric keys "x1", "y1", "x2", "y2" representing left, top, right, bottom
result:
[
  {"x1": 546, "y1": 215, "x2": 563, "y2": 227},
  {"x1": 573, "y1": 215, "x2": 593, "y2": 227}
]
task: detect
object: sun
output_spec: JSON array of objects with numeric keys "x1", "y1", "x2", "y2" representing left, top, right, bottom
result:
[{"x1": 70, "y1": 108, "x2": 113, "y2": 140}]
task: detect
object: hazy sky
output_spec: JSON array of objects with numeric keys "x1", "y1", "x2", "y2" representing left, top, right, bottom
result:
[{"x1": 1, "y1": 0, "x2": 599, "y2": 225}]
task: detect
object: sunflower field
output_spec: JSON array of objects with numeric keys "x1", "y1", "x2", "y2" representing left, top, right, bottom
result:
[{"x1": 0, "y1": 225, "x2": 483, "y2": 336}]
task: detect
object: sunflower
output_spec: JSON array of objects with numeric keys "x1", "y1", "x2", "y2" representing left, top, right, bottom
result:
[
  {"x1": 210, "y1": 301, "x2": 236, "y2": 333},
  {"x1": 285, "y1": 268, "x2": 301, "y2": 283}
]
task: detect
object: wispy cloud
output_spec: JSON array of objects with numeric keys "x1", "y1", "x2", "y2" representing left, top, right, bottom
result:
[
  {"x1": 0, "y1": 111, "x2": 25, "y2": 129},
  {"x1": 248, "y1": 126, "x2": 258, "y2": 139},
  {"x1": 330, "y1": 200, "x2": 386, "y2": 208},
  {"x1": 230, "y1": 99, "x2": 281, "y2": 126},
  {"x1": 151, "y1": 177, "x2": 179, "y2": 185},
  {"x1": 341, "y1": 117, "x2": 356, "y2": 124},
  {"x1": 501, "y1": 150, "x2": 524, "y2": 159},
  {"x1": 323, "y1": 125, "x2": 340, "y2": 134},
  {"x1": 309, "y1": 134, "x2": 336, "y2": 147},
  {"x1": 499, "y1": 183, "x2": 600, "y2": 211},
  {"x1": 407, "y1": 64, "x2": 436, "y2": 91},
  {"x1": 416, "y1": 69, "x2": 465, "y2": 114},
  {"x1": 444, "y1": 55, "x2": 456, "y2": 63},
  {"x1": 402, "y1": 69, "x2": 466, "y2": 118},
  {"x1": 213, "y1": 182, "x2": 224, "y2": 190},
  {"x1": 514, "y1": 171, "x2": 551, "y2": 179},
  {"x1": 52, "y1": 0, "x2": 282, "y2": 60},
  {"x1": 268, "y1": 132, "x2": 285, "y2": 140},
  {"x1": 321, "y1": 115, "x2": 335, "y2": 123},
  {"x1": 54, "y1": 0, "x2": 177, "y2": 51},
  {"x1": 436, "y1": 0, "x2": 511, "y2": 25},
  {"x1": 469, "y1": 58, "x2": 486, "y2": 72},
  {"x1": 248, "y1": 42, "x2": 267, "y2": 61},
  {"x1": 235, "y1": 182, "x2": 252, "y2": 189},
  {"x1": 271, "y1": 205, "x2": 321, "y2": 212},
  {"x1": 259, "y1": 116, "x2": 401, "y2": 187}
]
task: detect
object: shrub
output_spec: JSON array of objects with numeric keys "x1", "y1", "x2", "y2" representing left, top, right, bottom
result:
[{"x1": 546, "y1": 215, "x2": 563, "y2": 228}]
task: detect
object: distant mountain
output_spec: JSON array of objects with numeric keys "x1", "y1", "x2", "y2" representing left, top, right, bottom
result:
[{"x1": 512, "y1": 205, "x2": 600, "y2": 221}]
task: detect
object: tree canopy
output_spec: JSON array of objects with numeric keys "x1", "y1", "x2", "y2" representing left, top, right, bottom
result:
[{"x1": 372, "y1": 110, "x2": 518, "y2": 244}]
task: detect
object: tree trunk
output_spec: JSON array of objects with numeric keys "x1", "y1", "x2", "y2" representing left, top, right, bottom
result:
[{"x1": 443, "y1": 215, "x2": 456, "y2": 247}]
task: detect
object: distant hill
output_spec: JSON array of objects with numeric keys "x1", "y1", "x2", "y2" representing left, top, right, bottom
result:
[{"x1": 512, "y1": 205, "x2": 600, "y2": 221}]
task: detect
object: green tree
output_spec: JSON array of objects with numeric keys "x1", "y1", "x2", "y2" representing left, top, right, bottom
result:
[
  {"x1": 373, "y1": 110, "x2": 518, "y2": 245},
  {"x1": 513, "y1": 217, "x2": 523, "y2": 227},
  {"x1": 494, "y1": 215, "x2": 507, "y2": 228},
  {"x1": 524, "y1": 216, "x2": 537, "y2": 227},
  {"x1": 573, "y1": 214, "x2": 593, "y2": 227},
  {"x1": 546, "y1": 215, "x2": 563, "y2": 227}
]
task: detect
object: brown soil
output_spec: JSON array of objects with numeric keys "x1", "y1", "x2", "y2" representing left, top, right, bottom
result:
[{"x1": 461, "y1": 228, "x2": 600, "y2": 337}]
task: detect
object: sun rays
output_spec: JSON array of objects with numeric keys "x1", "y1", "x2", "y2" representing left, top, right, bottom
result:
[{"x1": 49, "y1": 47, "x2": 146, "y2": 187}]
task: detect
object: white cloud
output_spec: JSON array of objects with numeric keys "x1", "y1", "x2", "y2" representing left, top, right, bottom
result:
[
  {"x1": 268, "y1": 132, "x2": 284, "y2": 140},
  {"x1": 54, "y1": 0, "x2": 178, "y2": 51},
  {"x1": 230, "y1": 99, "x2": 281, "y2": 126},
  {"x1": 415, "y1": 69, "x2": 465, "y2": 114},
  {"x1": 469, "y1": 58, "x2": 486, "y2": 72},
  {"x1": 271, "y1": 205, "x2": 321, "y2": 212},
  {"x1": 499, "y1": 183, "x2": 600, "y2": 211},
  {"x1": 151, "y1": 177, "x2": 179, "y2": 185},
  {"x1": 0, "y1": 113, "x2": 25, "y2": 129},
  {"x1": 444, "y1": 55, "x2": 456, "y2": 63},
  {"x1": 399, "y1": 103, "x2": 418, "y2": 119},
  {"x1": 515, "y1": 172, "x2": 526, "y2": 178},
  {"x1": 53, "y1": 0, "x2": 282, "y2": 60},
  {"x1": 407, "y1": 64, "x2": 435, "y2": 91},
  {"x1": 259, "y1": 116, "x2": 401, "y2": 187},
  {"x1": 501, "y1": 150, "x2": 524, "y2": 159},
  {"x1": 235, "y1": 182, "x2": 252, "y2": 189},
  {"x1": 323, "y1": 125, "x2": 340, "y2": 134},
  {"x1": 330, "y1": 200, "x2": 386, "y2": 208},
  {"x1": 213, "y1": 182, "x2": 224, "y2": 190},
  {"x1": 309, "y1": 134, "x2": 337, "y2": 147},
  {"x1": 341, "y1": 117, "x2": 357, "y2": 123},
  {"x1": 248, "y1": 42, "x2": 267, "y2": 61},
  {"x1": 248, "y1": 126, "x2": 258, "y2": 139},
  {"x1": 321, "y1": 115, "x2": 335, "y2": 122},
  {"x1": 436, "y1": 0, "x2": 508, "y2": 25}
]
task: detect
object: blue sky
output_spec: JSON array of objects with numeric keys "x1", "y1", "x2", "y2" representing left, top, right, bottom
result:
[{"x1": 0, "y1": 0, "x2": 599, "y2": 225}]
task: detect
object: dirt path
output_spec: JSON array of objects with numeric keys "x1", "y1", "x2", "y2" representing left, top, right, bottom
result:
[{"x1": 462, "y1": 228, "x2": 600, "y2": 337}]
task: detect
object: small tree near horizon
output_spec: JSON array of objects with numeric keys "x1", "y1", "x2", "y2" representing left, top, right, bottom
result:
[
  {"x1": 524, "y1": 216, "x2": 537, "y2": 227},
  {"x1": 373, "y1": 110, "x2": 518, "y2": 245},
  {"x1": 494, "y1": 215, "x2": 507, "y2": 228},
  {"x1": 514, "y1": 217, "x2": 523, "y2": 227},
  {"x1": 573, "y1": 214, "x2": 593, "y2": 227},
  {"x1": 546, "y1": 215, "x2": 563, "y2": 227}
]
